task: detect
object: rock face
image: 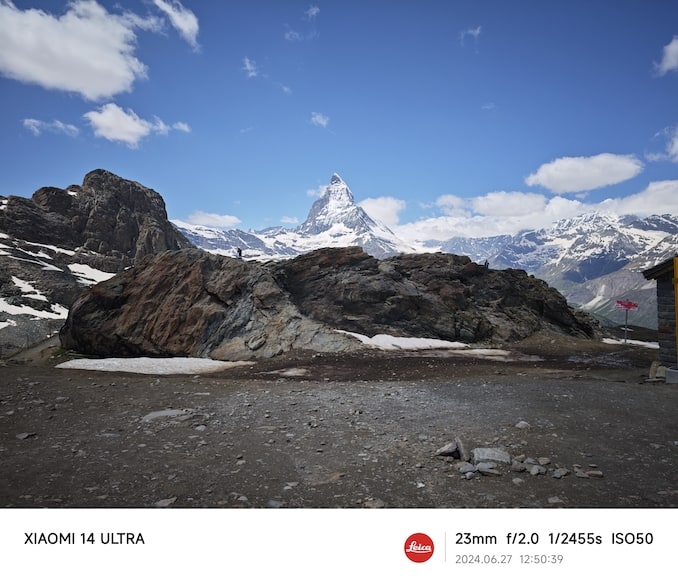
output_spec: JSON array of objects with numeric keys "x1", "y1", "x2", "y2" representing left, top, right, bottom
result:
[
  {"x1": 60, "y1": 246, "x2": 599, "y2": 360},
  {"x1": 2, "y1": 169, "x2": 191, "y2": 265},
  {"x1": 0, "y1": 169, "x2": 192, "y2": 356}
]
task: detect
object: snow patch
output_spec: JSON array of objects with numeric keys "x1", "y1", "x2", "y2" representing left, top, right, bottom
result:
[
  {"x1": 337, "y1": 330, "x2": 470, "y2": 350},
  {"x1": 56, "y1": 357, "x2": 255, "y2": 375},
  {"x1": 0, "y1": 298, "x2": 68, "y2": 319},
  {"x1": 602, "y1": 337, "x2": 659, "y2": 349},
  {"x1": 68, "y1": 263, "x2": 116, "y2": 285}
]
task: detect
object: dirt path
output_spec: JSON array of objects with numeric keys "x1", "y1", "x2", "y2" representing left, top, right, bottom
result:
[{"x1": 2, "y1": 336, "x2": 676, "y2": 508}]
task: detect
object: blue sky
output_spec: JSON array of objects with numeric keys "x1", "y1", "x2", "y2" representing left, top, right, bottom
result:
[{"x1": 1, "y1": 1, "x2": 678, "y2": 240}]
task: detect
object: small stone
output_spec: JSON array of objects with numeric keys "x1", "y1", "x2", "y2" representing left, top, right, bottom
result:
[
  {"x1": 458, "y1": 463, "x2": 476, "y2": 474},
  {"x1": 476, "y1": 461, "x2": 497, "y2": 473},
  {"x1": 587, "y1": 470, "x2": 604, "y2": 478},
  {"x1": 515, "y1": 421, "x2": 531, "y2": 429},
  {"x1": 154, "y1": 497, "x2": 177, "y2": 507},
  {"x1": 529, "y1": 465, "x2": 547, "y2": 476},
  {"x1": 538, "y1": 457, "x2": 551, "y2": 466},
  {"x1": 435, "y1": 441, "x2": 459, "y2": 457},
  {"x1": 455, "y1": 437, "x2": 470, "y2": 462},
  {"x1": 15, "y1": 432, "x2": 36, "y2": 440},
  {"x1": 552, "y1": 468, "x2": 570, "y2": 479},
  {"x1": 576, "y1": 471, "x2": 590, "y2": 478},
  {"x1": 548, "y1": 496, "x2": 564, "y2": 504},
  {"x1": 511, "y1": 460, "x2": 527, "y2": 472},
  {"x1": 464, "y1": 472, "x2": 475, "y2": 480},
  {"x1": 512, "y1": 477, "x2": 525, "y2": 486}
]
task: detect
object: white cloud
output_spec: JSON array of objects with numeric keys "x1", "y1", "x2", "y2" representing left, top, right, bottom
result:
[
  {"x1": 646, "y1": 126, "x2": 678, "y2": 163},
  {"x1": 596, "y1": 180, "x2": 678, "y2": 217},
  {"x1": 655, "y1": 36, "x2": 678, "y2": 76},
  {"x1": 280, "y1": 215, "x2": 299, "y2": 225},
  {"x1": 23, "y1": 118, "x2": 79, "y2": 137},
  {"x1": 358, "y1": 197, "x2": 407, "y2": 226},
  {"x1": 307, "y1": 183, "x2": 328, "y2": 198},
  {"x1": 471, "y1": 191, "x2": 547, "y2": 216},
  {"x1": 435, "y1": 194, "x2": 469, "y2": 216},
  {"x1": 187, "y1": 211, "x2": 241, "y2": 228},
  {"x1": 305, "y1": 6, "x2": 320, "y2": 20},
  {"x1": 0, "y1": 0, "x2": 163, "y2": 101},
  {"x1": 243, "y1": 57, "x2": 259, "y2": 78},
  {"x1": 459, "y1": 25, "x2": 481, "y2": 46},
  {"x1": 83, "y1": 103, "x2": 189, "y2": 148},
  {"x1": 311, "y1": 112, "x2": 329, "y2": 127},
  {"x1": 152, "y1": 0, "x2": 199, "y2": 50},
  {"x1": 525, "y1": 153, "x2": 644, "y2": 193}
]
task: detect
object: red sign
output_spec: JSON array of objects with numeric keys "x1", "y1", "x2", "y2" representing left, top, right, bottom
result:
[
  {"x1": 404, "y1": 533, "x2": 434, "y2": 563},
  {"x1": 615, "y1": 300, "x2": 638, "y2": 311}
]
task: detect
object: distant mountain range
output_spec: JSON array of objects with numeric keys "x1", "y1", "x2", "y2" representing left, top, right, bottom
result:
[
  {"x1": 1, "y1": 169, "x2": 674, "y2": 359},
  {"x1": 173, "y1": 176, "x2": 677, "y2": 329}
]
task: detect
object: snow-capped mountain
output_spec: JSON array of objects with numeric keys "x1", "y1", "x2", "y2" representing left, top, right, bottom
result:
[
  {"x1": 438, "y1": 213, "x2": 678, "y2": 328},
  {"x1": 173, "y1": 173, "x2": 416, "y2": 260}
]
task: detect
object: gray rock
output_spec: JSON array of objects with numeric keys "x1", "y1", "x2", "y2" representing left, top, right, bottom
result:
[
  {"x1": 529, "y1": 465, "x2": 547, "y2": 476},
  {"x1": 458, "y1": 463, "x2": 476, "y2": 474},
  {"x1": 435, "y1": 441, "x2": 459, "y2": 457},
  {"x1": 515, "y1": 420, "x2": 531, "y2": 429},
  {"x1": 471, "y1": 447, "x2": 511, "y2": 465},
  {"x1": 511, "y1": 460, "x2": 527, "y2": 472},
  {"x1": 552, "y1": 468, "x2": 570, "y2": 479}
]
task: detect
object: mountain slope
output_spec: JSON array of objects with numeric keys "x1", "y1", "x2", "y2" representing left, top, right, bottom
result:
[{"x1": 438, "y1": 213, "x2": 678, "y2": 328}]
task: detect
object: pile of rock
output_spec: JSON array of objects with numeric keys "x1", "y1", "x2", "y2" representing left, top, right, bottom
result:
[{"x1": 435, "y1": 441, "x2": 604, "y2": 483}]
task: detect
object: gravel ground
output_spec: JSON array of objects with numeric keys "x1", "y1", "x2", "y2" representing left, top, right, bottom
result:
[{"x1": 1, "y1": 333, "x2": 677, "y2": 508}]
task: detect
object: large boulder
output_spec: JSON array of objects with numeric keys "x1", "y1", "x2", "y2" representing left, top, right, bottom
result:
[
  {"x1": 59, "y1": 248, "x2": 362, "y2": 360},
  {"x1": 60, "y1": 246, "x2": 599, "y2": 359}
]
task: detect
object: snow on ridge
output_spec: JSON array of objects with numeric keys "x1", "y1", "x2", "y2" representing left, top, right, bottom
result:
[
  {"x1": 68, "y1": 264, "x2": 116, "y2": 285},
  {"x1": 0, "y1": 298, "x2": 68, "y2": 319}
]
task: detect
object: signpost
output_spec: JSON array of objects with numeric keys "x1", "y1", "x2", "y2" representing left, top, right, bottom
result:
[{"x1": 615, "y1": 299, "x2": 639, "y2": 343}]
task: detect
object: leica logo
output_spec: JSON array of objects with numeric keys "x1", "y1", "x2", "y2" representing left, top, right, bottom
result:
[
  {"x1": 405, "y1": 541, "x2": 432, "y2": 552},
  {"x1": 404, "y1": 533, "x2": 434, "y2": 562}
]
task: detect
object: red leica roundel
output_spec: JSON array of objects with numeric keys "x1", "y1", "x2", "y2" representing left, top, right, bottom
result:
[{"x1": 404, "y1": 533, "x2": 434, "y2": 562}]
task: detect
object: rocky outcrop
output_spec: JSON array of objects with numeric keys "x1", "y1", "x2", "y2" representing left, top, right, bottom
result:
[
  {"x1": 0, "y1": 169, "x2": 192, "y2": 356},
  {"x1": 60, "y1": 246, "x2": 599, "y2": 360},
  {"x1": 2, "y1": 169, "x2": 191, "y2": 267}
]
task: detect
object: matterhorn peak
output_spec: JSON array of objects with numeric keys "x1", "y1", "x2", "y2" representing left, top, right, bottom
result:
[{"x1": 300, "y1": 173, "x2": 369, "y2": 234}]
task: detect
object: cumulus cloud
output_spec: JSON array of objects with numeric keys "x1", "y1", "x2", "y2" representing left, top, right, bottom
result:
[
  {"x1": 655, "y1": 36, "x2": 678, "y2": 76},
  {"x1": 596, "y1": 180, "x2": 678, "y2": 217},
  {"x1": 186, "y1": 211, "x2": 241, "y2": 229},
  {"x1": 152, "y1": 0, "x2": 199, "y2": 50},
  {"x1": 471, "y1": 191, "x2": 547, "y2": 216},
  {"x1": 358, "y1": 197, "x2": 407, "y2": 226},
  {"x1": 23, "y1": 118, "x2": 79, "y2": 137},
  {"x1": 0, "y1": 0, "x2": 164, "y2": 100},
  {"x1": 310, "y1": 112, "x2": 330, "y2": 127},
  {"x1": 525, "y1": 153, "x2": 644, "y2": 193},
  {"x1": 83, "y1": 103, "x2": 189, "y2": 148}
]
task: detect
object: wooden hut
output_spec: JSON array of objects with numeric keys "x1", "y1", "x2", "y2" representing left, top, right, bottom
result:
[{"x1": 642, "y1": 256, "x2": 678, "y2": 367}]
